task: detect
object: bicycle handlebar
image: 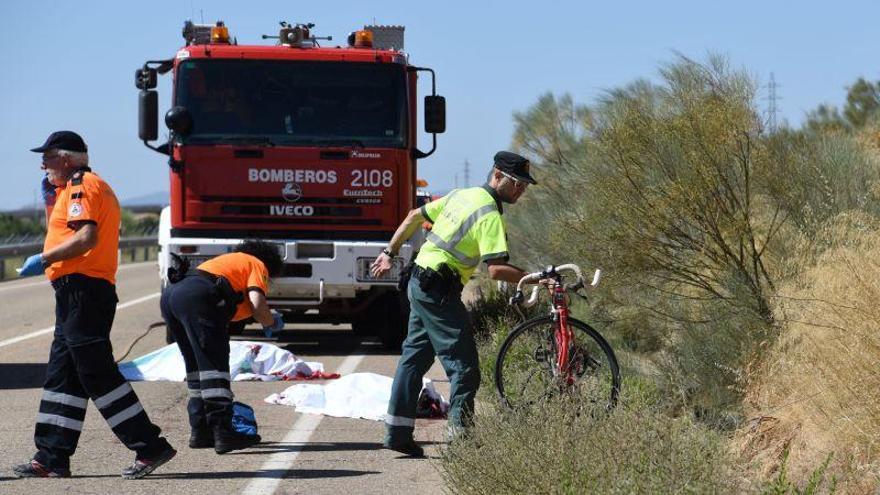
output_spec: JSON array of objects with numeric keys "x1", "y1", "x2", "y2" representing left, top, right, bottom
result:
[{"x1": 509, "y1": 264, "x2": 602, "y2": 307}]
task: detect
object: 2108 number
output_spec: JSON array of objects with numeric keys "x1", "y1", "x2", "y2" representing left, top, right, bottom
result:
[{"x1": 351, "y1": 169, "x2": 393, "y2": 187}]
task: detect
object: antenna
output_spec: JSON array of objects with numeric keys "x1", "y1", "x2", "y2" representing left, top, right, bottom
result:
[
  {"x1": 200, "y1": 9, "x2": 204, "y2": 24},
  {"x1": 764, "y1": 72, "x2": 782, "y2": 132},
  {"x1": 463, "y1": 159, "x2": 470, "y2": 187}
]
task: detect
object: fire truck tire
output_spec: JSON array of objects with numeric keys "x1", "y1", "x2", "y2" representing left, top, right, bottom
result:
[
  {"x1": 228, "y1": 320, "x2": 247, "y2": 336},
  {"x1": 378, "y1": 292, "x2": 409, "y2": 352},
  {"x1": 161, "y1": 284, "x2": 176, "y2": 344}
]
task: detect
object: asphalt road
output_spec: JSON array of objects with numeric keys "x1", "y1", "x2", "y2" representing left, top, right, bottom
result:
[{"x1": 0, "y1": 262, "x2": 449, "y2": 494}]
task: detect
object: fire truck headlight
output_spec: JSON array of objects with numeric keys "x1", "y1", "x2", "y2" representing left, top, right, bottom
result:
[{"x1": 356, "y1": 257, "x2": 403, "y2": 282}]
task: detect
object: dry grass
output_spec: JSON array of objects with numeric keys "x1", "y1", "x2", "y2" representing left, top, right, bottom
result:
[
  {"x1": 439, "y1": 383, "x2": 738, "y2": 494},
  {"x1": 738, "y1": 225, "x2": 880, "y2": 492}
]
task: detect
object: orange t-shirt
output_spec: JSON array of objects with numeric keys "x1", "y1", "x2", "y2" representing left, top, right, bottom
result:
[
  {"x1": 197, "y1": 252, "x2": 269, "y2": 322},
  {"x1": 44, "y1": 170, "x2": 121, "y2": 284}
]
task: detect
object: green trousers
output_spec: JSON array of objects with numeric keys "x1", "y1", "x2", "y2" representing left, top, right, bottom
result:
[{"x1": 384, "y1": 277, "x2": 480, "y2": 443}]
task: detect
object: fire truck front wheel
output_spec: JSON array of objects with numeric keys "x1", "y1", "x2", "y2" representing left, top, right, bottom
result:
[
  {"x1": 228, "y1": 320, "x2": 248, "y2": 336},
  {"x1": 352, "y1": 292, "x2": 408, "y2": 352}
]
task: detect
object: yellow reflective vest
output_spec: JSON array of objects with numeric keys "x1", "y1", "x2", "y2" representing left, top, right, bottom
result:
[{"x1": 415, "y1": 185, "x2": 509, "y2": 284}]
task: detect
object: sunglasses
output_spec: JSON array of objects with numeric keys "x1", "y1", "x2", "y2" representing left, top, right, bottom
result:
[
  {"x1": 41, "y1": 153, "x2": 62, "y2": 164},
  {"x1": 500, "y1": 171, "x2": 529, "y2": 188}
]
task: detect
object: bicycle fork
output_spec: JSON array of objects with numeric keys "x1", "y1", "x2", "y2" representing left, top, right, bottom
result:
[{"x1": 551, "y1": 285, "x2": 576, "y2": 386}]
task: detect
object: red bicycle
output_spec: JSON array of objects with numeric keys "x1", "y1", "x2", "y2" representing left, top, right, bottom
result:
[{"x1": 495, "y1": 264, "x2": 620, "y2": 410}]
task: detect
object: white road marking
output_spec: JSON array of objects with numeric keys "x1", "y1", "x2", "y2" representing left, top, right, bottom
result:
[
  {"x1": 0, "y1": 292, "x2": 160, "y2": 349},
  {"x1": 0, "y1": 261, "x2": 156, "y2": 293},
  {"x1": 241, "y1": 353, "x2": 365, "y2": 495}
]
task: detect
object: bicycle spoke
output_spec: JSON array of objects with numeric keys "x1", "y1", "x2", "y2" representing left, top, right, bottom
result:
[{"x1": 496, "y1": 316, "x2": 620, "y2": 411}]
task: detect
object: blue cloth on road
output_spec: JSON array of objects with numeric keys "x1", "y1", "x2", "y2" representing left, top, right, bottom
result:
[{"x1": 231, "y1": 402, "x2": 258, "y2": 436}]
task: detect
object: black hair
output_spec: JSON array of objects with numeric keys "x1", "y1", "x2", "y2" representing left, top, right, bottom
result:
[{"x1": 235, "y1": 240, "x2": 284, "y2": 278}]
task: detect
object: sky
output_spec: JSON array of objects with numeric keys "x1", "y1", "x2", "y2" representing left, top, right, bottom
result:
[{"x1": 1, "y1": 0, "x2": 878, "y2": 211}]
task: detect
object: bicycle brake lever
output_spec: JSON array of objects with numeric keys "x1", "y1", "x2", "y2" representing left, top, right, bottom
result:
[{"x1": 509, "y1": 290, "x2": 524, "y2": 306}]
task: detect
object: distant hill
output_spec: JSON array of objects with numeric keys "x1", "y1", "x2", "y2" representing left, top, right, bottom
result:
[{"x1": 121, "y1": 191, "x2": 168, "y2": 207}]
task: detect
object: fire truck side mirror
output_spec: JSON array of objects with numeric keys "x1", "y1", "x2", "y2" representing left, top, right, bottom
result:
[
  {"x1": 135, "y1": 67, "x2": 157, "y2": 90},
  {"x1": 424, "y1": 95, "x2": 446, "y2": 134},
  {"x1": 139, "y1": 90, "x2": 159, "y2": 142},
  {"x1": 165, "y1": 106, "x2": 193, "y2": 137}
]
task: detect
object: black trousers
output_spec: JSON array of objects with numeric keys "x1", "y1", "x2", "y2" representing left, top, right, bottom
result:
[
  {"x1": 160, "y1": 275, "x2": 234, "y2": 430},
  {"x1": 35, "y1": 274, "x2": 169, "y2": 470}
]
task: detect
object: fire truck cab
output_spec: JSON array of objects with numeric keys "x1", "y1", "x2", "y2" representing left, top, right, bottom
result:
[{"x1": 136, "y1": 21, "x2": 445, "y2": 349}]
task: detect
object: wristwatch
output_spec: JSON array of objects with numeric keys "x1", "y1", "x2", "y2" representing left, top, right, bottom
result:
[
  {"x1": 381, "y1": 247, "x2": 397, "y2": 257},
  {"x1": 40, "y1": 256, "x2": 50, "y2": 270}
]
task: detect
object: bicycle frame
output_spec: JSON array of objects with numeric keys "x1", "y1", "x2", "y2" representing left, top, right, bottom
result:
[
  {"x1": 515, "y1": 264, "x2": 601, "y2": 386},
  {"x1": 498, "y1": 264, "x2": 619, "y2": 410},
  {"x1": 550, "y1": 283, "x2": 576, "y2": 385}
]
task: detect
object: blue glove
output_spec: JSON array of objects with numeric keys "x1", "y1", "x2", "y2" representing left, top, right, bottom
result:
[
  {"x1": 41, "y1": 175, "x2": 57, "y2": 206},
  {"x1": 18, "y1": 254, "x2": 46, "y2": 277},
  {"x1": 262, "y1": 312, "x2": 284, "y2": 338}
]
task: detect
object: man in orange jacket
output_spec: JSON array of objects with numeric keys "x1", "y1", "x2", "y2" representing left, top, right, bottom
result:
[{"x1": 14, "y1": 130, "x2": 176, "y2": 480}]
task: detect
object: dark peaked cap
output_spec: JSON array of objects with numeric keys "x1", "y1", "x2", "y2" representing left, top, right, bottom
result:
[
  {"x1": 30, "y1": 131, "x2": 88, "y2": 153},
  {"x1": 493, "y1": 151, "x2": 537, "y2": 185}
]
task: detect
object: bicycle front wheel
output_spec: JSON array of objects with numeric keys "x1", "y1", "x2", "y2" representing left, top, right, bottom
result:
[{"x1": 495, "y1": 316, "x2": 620, "y2": 410}]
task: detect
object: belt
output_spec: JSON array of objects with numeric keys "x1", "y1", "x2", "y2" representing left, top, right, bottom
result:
[
  {"x1": 189, "y1": 268, "x2": 220, "y2": 282},
  {"x1": 412, "y1": 264, "x2": 463, "y2": 293},
  {"x1": 50, "y1": 273, "x2": 111, "y2": 290},
  {"x1": 411, "y1": 264, "x2": 428, "y2": 280},
  {"x1": 50, "y1": 275, "x2": 73, "y2": 290}
]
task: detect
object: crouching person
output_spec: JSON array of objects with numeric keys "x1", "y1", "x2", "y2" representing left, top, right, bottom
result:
[{"x1": 160, "y1": 240, "x2": 284, "y2": 454}]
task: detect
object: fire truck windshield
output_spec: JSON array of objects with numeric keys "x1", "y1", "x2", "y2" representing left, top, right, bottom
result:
[{"x1": 175, "y1": 59, "x2": 407, "y2": 147}]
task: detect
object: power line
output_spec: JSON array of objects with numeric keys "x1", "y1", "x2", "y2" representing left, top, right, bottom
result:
[{"x1": 764, "y1": 72, "x2": 782, "y2": 132}]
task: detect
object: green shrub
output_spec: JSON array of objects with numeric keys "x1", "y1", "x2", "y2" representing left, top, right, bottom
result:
[{"x1": 440, "y1": 379, "x2": 737, "y2": 494}]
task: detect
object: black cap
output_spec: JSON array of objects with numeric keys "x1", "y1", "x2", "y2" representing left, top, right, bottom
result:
[
  {"x1": 493, "y1": 151, "x2": 537, "y2": 185},
  {"x1": 30, "y1": 131, "x2": 88, "y2": 153}
]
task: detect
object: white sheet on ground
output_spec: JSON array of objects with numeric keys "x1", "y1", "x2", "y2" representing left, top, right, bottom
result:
[
  {"x1": 264, "y1": 372, "x2": 449, "y2": 421},
  {"x1": 119, "y1": 341, "x2": 324, "y2": 382}
]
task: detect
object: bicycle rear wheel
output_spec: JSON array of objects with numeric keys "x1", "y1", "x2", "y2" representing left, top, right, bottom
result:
[{"x1": 495, "y1": 316, "x2": 620, "y2": 410}]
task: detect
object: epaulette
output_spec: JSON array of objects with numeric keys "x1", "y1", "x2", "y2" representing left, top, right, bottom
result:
[{"x1": 70, "y1": 167, "x2": 92, "y2": 186}]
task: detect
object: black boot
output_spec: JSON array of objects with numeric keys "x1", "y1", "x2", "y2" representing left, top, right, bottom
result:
[
  {"x1": 213, "y1": 423, "x2": 261, "y2": 455},
  {"x1": 189, "y1": 426, "x2": 214, "y2": 449}
]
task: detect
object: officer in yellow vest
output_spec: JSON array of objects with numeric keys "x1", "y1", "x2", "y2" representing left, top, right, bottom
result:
[{"x1": 370, "y1": 151, "x2": 537, "y2": 456}]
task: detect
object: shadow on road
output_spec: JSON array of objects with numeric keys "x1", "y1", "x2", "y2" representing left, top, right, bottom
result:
[
  {"x1": 231, "y1": 440, "x2": 443, "y2": 456},
  {"x1": 0, "y1": 363, "x2": 47, "y2": 389},
  {"x1": 150, "y1": 468, "x2": 379, "y2": 480},
  {"x1": 233, "y1": 441, "x2": 385, "y2": 454},
  {"x1": 232, "y1": 329, "x2": 401, "y2": 357}
]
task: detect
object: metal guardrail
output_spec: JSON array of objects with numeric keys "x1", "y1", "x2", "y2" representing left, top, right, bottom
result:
[
  {"x1": 0, "y1": 236, "x2": 158, "y2": 281},
  {"x1": 0, "y1": 236, "x2": 158, "y2": 258}
]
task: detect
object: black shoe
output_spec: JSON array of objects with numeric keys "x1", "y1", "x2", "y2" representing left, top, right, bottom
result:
[
  {"x1": 213, "y1": 424, "x2": 261, "y2": 455},
  {"x1": 121, "y1": 445, "x2": 177, "y2": 480},
  {"x1": 12, "y1": 459, "x2": 71, "y2": 478},
  {"x1": 383, "y1": 440, "x2": 425, "y2": 457},
  {"x1": 189, "y1": 427, "x2": 214, "y2": 449}
]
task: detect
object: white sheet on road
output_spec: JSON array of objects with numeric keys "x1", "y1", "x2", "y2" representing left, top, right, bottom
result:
[
  {"x1": 119, "y1": 341, "x2": 324, "y2": 382},
  {"x1": 264, "y1": 372, "x2": 449, "y2": 421}
]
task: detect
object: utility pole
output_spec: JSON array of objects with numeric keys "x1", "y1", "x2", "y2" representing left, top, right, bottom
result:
[
  {"x1": 764, "y1": 72, "x2": 781, "y2": 133},
  {"x1": 463, "y1": 159, "x2": 470, "y2": 188},
  {"x1": 454, "y1": 174, "x2": 459, "y2": 189}
]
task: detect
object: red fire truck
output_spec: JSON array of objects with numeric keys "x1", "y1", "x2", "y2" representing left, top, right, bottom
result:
[{"x1": 135, "y1": 21, "x2": 445, "y2": 349}]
